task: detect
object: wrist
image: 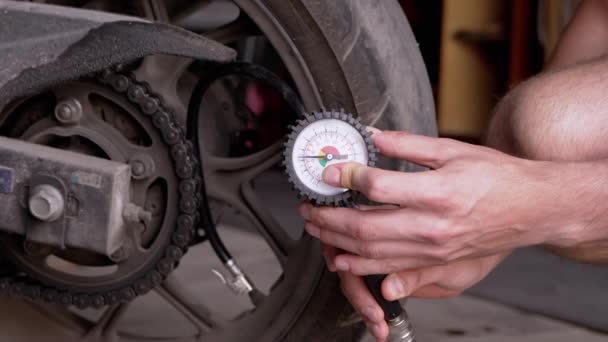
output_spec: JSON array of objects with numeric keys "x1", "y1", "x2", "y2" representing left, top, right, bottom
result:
[{"x1": 538, "y1": 160, "x2": 608, "y2": 249}]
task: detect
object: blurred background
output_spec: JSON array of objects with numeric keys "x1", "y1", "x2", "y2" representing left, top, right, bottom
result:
[{"x1": 402, "y1": 0, "x2": 577, "y2": 141}]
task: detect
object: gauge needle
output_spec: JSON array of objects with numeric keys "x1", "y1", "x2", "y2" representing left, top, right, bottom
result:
[{"x1": 298, "y1": 154, "x2": 349, "y2": 160}]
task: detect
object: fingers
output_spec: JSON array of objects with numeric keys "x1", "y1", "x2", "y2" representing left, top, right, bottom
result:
[
  {"x1": 377, "y1": 252, "x2": 511, "y2": 301},
  {"x1": 300, "y1": 203, "x2": 441, "y2": 242},
  {"x1": 321, "y1": 163, "x2": 438, "y2": 207},
  {"x1": 321, "y1": 243, "x2": 338, "y2": 271},
  {"x1": 332, "y1": 253, "x2": 442, "y2": 275},
  {"x1": 408, "y1": 284, "x2": 461, "y2": 299},
  {"x1": 305, "y1": 221, "x2": 442, "y2": 261},
  {"x1": 338, "y1": 271, "x2": 388, "y2": 341},
  {"x1": 373, "y1": 131, "x2": 470, "y2": 169}
]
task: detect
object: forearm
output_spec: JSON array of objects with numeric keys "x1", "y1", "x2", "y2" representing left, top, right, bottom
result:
[{"x1": 541, "y1": 160, "x2": 608, "y2": 264}]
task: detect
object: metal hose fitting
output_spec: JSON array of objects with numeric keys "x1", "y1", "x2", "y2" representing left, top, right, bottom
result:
[{"x1": 387, "y1": 311, "x2": 416, "y2": 342}]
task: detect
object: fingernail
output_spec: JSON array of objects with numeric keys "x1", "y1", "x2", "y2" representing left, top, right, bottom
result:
[
  {"x1": 325, "y1": 259, "x2": 336, "y2": 272},
  {"x1": 305, "y1": 223, "x2": 320, "y2": 238},
  {"x1": 322, "y1": 251, "x2": 337, "y2": 272},
  {"x1": 388, "y1": 277, "x2": 405, "y2": 299},
  {"x1": 322, "y1": 166, "x2": 341, "y2": 186},
  {"x1": 299, "y1": 204, "x2": 311, "y2": 220},
  {"x1": 366, "y1": 126, "x2": 382, "y2": 136},
  {"x1": 362, "y1": 306, "x2": 380, "y2": 322},
  {"x1": 335, "y1": 258, "x2": 349, "y2": 271}
]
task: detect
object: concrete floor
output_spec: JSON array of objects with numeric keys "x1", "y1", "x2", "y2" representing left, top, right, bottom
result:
[
  {"x1": 1, "y1": 238, "x2": 607, "y2": 342},
  {"x1": 363, "y1": 296, "x2": 607, "y2": 342},
  {"x1": 1, "y1": 292, "x2": 606, "y2": 342}
]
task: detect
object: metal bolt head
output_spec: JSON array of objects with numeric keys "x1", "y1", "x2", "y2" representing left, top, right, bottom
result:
[
  {"x1": 131, "y1": 161, "x2": 146, "y2": 177},
  {"x1": 54, "y1": 99, "x2": 83, "y2": 124},
  {"x1": 129, "y1": 154, "x2": 155, "y2": 180},
  {"x1": 29, "y1": 185, "x2": 64, "y2": 222}
]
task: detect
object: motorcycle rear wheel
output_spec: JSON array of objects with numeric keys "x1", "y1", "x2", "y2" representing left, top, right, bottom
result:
[{"x1": 1, "y1": 1, "x2": 436, "y2": 341}]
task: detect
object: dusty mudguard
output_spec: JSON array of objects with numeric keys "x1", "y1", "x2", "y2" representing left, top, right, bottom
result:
[{"x1": 0, "y1": 1, "x2": 236, "y2": 108}]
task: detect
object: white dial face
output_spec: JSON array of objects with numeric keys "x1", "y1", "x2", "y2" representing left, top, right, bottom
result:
[{"x1": 291, "y1": 119, "x2": 369, "y2": 196}]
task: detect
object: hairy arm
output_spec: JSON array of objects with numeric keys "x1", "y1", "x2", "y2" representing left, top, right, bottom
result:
[
  {"x1": 548, "y1": 0, "x2": 608, "y2": 70},
  {"x1": 486, "y1": 0, "x2": 608, "y2": 263}
]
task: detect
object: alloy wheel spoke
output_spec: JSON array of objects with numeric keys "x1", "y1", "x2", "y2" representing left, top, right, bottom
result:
[
  {"x1": 241, "y1": 182, "x2": 296, "y2": 261},
  {"x1": 205, "y1": 172, "x2": 295, "y2": 266},
  {"x1": 82, "y1": 303, "x2": 130, "y2": 340},
  {"x1": 29, "y1": 302, "x2": 91, "y2": 335},
  {"x1": 203, "y1": 16, "x2": 261, "y2": 45},
  {"x1": 204, "y1": 139, "x2": 284, "y2": 174},
  {"x1": 156, "y1": 276, "x2": 228, "y2": 333},
  {"x1": 202, "y1": 140, "x2": 295, "y2": 264}
]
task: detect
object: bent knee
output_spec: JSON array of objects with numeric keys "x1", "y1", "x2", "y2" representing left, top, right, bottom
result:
[{"x1": 498, "y1": 61, "x2": 608, "y2": 161}]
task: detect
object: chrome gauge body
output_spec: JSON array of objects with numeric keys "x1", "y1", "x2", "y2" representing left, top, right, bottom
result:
[{"x1": 284, "y1": 111, "x2": 376, "y2": 206}]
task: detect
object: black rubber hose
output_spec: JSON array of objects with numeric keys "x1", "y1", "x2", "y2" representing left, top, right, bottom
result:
[
  {"x1": 364, "y1": 274, "x2": 403, "y2": 320},
  {"x1": 187, "y1": 62, "x2": 306, "y2": 263}
]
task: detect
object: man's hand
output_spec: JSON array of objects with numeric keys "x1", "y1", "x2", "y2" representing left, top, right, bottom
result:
[
  {"x1": 339, "y1": 251, "x2": 510, "y2": 342},
  {"x1": 299, "y1": 131, "x2": 604, "y2": 275}
]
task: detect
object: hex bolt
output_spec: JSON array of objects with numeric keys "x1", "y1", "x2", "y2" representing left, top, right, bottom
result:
[
  {"x1": 129, "y1": 154, "x2": 155, "y2": 180},
  {"x1": 131, "y1": 161, "x2": 146, "y2": 178},
  {"x1": 29, "y1": 185, "x2": 65, "y2": 222},
  {"x1": 54, "y1": 98, "x2": 83, "y2": 125}
]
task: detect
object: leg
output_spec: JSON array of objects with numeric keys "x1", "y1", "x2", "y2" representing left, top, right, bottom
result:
[
  {"x1": 487, "y1": 56, "x2": 608, "y2": 161},
  {"x1": 487, "y1": 56, "x2": 608, "y2": 262}
]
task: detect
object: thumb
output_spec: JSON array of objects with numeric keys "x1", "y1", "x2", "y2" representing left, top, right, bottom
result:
[
  {"x1": 321, "y1": 162, "x2": 369, "y2": 190},
  {"x1": 381, "y1": 267, "x2": 444, "y2": 301}
]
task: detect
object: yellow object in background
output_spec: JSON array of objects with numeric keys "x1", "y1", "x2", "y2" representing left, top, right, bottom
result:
[{"x1": 438, "y1": 0, "x2": 507, "y2": 139}]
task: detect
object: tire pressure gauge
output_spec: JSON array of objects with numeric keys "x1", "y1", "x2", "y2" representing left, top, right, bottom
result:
[
  {"x1": 283, "y1": 110, "x2": 377, "y2": 206},
  {"x1": 284, "y1": 110, "x2": 416, "y2": 341}
]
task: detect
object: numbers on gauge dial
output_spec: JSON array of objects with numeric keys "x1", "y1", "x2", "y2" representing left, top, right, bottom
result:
[{"x1": 291, "y1": 119, "x2": 369, "y2": 196}]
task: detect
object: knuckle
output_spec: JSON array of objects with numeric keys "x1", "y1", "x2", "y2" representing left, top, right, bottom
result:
[
  {"x1": 420, "y1": 225, "x2": 451, "y2": 246},
  {"x1": 427, "y1": 245, "x2": 454, "y2": 263},
  {"x1": 407, "y1": 270, "x2": 423, "y2": 290},
  {"x1": 436, "y1": 138, "x2": 458, "y2": 156},
  {"x1": 312, "y1": 208, "x2": 329, "y2": 227},
  {"x1": 383, "y1": 260, "x2": 401, "y2": 274},
  {"x1": 359, "y1": 242, "x2": 382, "y2": 259},
  {"x1": 363, "y1": 171, "x2": 386, "y2": 200},
  {"x1": 428, "y1": 176, "x2": 458, "y2": 210},
  {"x1": 344, "y1": 288, "x2": 366, "y2": 307},
  {"x1": 351, "y1": 220, "x2": 374, "y2": 240},
  {"x1": 389, "y1": 132, "x2": 410, "y2": 150}
]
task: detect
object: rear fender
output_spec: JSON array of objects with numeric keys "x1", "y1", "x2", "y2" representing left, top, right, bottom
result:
[{"x1": 0, "y1": 1, "x2": 236, "y2": 107}]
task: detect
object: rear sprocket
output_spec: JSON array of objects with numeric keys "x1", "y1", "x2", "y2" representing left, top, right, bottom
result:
[{"x1": 0, "y1": 69, "x2": 201, "y2": 308}]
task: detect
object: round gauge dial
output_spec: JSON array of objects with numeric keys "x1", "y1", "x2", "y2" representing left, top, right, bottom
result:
[{"x1": 284, "y1": 111, "x2": 376, "y2": 205}]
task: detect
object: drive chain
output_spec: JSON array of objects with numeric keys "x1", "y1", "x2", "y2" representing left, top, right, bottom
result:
[{"x1": 0, "y1": 68, "x2": 202, "y2": 308}]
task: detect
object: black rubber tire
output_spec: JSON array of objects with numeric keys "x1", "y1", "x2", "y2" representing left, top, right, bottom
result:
[{"x1": 237, "y1": 1, "x2": 437, "y2": 341}]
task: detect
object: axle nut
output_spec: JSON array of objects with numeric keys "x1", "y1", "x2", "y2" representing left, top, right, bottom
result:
[{"x1": 29, "y1": 185, "x2": 65, "y2": 222}]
